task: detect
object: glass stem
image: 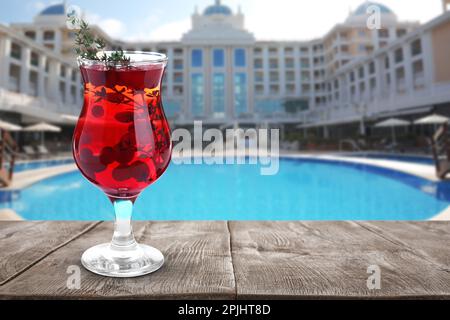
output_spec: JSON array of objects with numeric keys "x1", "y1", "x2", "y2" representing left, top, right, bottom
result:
[{"x1": 111, "y1": 199, "x2": 137, "y2": 249}]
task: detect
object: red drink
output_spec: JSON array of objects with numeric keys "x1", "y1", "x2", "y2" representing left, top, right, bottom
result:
[{"x1": 73, "y1": 62, "x2": 171, "y2": 199}]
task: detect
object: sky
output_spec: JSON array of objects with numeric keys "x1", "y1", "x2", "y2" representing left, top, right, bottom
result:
[{"x1": 0, "y1": 0, "x2": 444, "y2": 41}]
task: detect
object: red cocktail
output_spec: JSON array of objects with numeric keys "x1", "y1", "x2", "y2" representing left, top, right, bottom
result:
[{"x1": 73, "y1": 52, "x2": 171, "y2": 277}]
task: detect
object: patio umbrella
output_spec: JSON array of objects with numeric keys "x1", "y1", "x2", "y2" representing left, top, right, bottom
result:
[
  {"x1": 414, "y1": 114, "x2": 449, "y2": 125},
  {"x1": 0, "y1": 120, "x2": 22, "y2": 132},
  {"x1": 414, "y1": 114, "x2": 449, "y2": 132},
  {"x1": 61, "y1": 114, "x2": 79, "y2": 125},
  {"x1": 23, "y1": 122, "x2": 62, "y2": 146},
  {"x1": 374, "y1": 118, "x2": 410, "y2": 144}
]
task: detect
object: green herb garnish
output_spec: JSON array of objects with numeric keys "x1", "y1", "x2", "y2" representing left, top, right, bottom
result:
[{"x1": 67, "y1": 15, "x2": 130, "y2": 66}]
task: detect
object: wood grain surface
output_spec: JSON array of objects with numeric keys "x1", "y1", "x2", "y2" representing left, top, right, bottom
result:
[{"x1": 0, "y1": 221, "x2": 449, "y2": 299}]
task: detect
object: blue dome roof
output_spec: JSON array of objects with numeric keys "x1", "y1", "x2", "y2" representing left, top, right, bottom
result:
[
  {"x1": 39, "y1": 3, "x2": 66, "y2": 16},
  {"x1": 204, "y1": 0, "x2": 232, "y2": 16},
  {"x1": 353, "y1": 2, "x2": 393, "y2": 15}
]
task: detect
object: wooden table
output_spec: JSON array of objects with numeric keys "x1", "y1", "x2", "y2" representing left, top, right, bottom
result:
[{"x1": 0, "y1": 221, "x2": 449, "y2": 299}]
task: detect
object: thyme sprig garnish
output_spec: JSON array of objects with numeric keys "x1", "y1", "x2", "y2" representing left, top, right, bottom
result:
[{"x1": 67, "y1": 15, "x2": 130, "y2": 65}]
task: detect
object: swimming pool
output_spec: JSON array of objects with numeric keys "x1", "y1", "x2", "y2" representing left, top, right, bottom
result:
[
  {"x1": 13, "y1": 158, "x2": 74, "y2": 172},
  {"x1": 2, "y1": 158, "x2": 449, "y2": 221},
  {"x1": 349, "y1": 153, "x2": 434, "y2": 165}
]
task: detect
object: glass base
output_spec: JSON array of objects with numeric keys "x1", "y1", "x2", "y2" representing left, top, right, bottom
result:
[{"x1": 81, "y1": 242, "x2": 164, "y2": 278}]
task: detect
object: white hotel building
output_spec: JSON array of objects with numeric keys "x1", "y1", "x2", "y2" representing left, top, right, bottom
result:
[{"x1": 1, "y1": 0, "x2": 450, "y2": 136}]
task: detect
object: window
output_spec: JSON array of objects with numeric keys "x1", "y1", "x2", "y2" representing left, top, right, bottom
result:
[
  {"x1": 30, "y1": 52, "x2": 39, "y2": 67},
  {"x1": 191, "y1": 49, "x2": 203, "y2": 67},
  {"x1": 9, "y1": 65, "x2": 20, "y2": 92},
  {"x1": 300, "y1": 58, "x2": 310, "y2": 68},
  {"x1": 286, "y1": 71, "x2": 295, "y2": 82},
  {"x1": 25, "y1": 31, "x2": 36, "y2": 40},
  {"x1": 411, "y1": 39, "x2": 422, "y2": 56},
  {"x1": 359, "y1": 66, "x2": 365, "y2": 79},
  {"x1": 269, "y1": 59, "x2": 278, "y2": 69},
  {"x1": 234, "y1": 49, "x2": 246, "y2": 67},
  {"x1": 174, "y1": 59, "x2": 183, "y2": 70},
  {"x1": 60, "y1": 66, "x2": 66, "y2": 78},
  {"x1": 191, "y1": 74, "x2": 204, "y2": 117},
  {"x1": 43, "y1": 31, "x2": 55, "y2": 41},
  {"x1": 395, "y1": 48, "x2": 403, "y2": 63},
  {"x1": 378, "y1": 29, "x2": 389, "y2": 38},
  {"x1": 255, "y1": 71, "x2": 264, "y2": 82},
  {"x1": 174, "y1": 48, "x2": 183, "y2": 56},
  {"x1": 413, "y1": 60, "x2": 424, "y2": 89},
  {"x1": 174, "y1": 72, "x2": 183, "y2": 84},
  {"x1": 269, "y1": 71, "x2": 279, "y2": 82},
  {"x1": 369, "y1": 62, "x2": 376, "y2": 74},
  {"x1": 213, "y1": 49, "x2": 225, "y2": 67},
  {"x1": 254, "y1": 59, "x2": 263, "y2": 69},
  {"x1": 212, "y1": 73, "x2": 225, "y2": 116},
  {"x1": 385, "y1": 55, "x2": 390, "y2": 68},
  {"x1": 234, "y1": 73, "x2": 247, "y2": 115},
  {"x1": 71, "y1": 69, "x2": 77, "y2": 81},
  {"x1": 71, "y1": 86, "x2": 77, "y2": 104},
  {"x1": 285, "y1": 58, "x2": 295, "y2": 69},
  {"x1": 396, "y1": 67, "x2": 406, "y2": 93},
  {"x1": 396, "y1": 29, "x2": 407, "y2": 38},
  {"x1": 59, "y1": 81, "x2": 66, "y2": 102},
  {"x1": 10, "y1": 43, "x2": 21, "y2": 60},
  {"x1": 350, "y1": 71, "x2": 355, "y2": 82},
  {"x1": 29, "y1": 71, "x2": 38, "y2": 97}
]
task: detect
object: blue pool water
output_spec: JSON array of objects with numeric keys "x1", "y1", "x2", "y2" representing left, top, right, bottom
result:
[
  {"x1": 14, "y1": 158, "x2": 74, "y2": 172},
  {"x1": 1, "y1": 158, "x2": 450, "y2": 221}
]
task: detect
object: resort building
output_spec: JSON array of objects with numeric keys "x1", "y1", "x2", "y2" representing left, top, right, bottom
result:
[{"x1": 0, "y1": 0, "x2": 450, "y2": 136}]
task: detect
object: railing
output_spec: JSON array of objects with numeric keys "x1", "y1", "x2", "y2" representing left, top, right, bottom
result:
[{"x1": 0, "y1": 130, "x2": 18, "y2": 187}]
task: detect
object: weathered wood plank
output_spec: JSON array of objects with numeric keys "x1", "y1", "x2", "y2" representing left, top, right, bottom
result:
[
  {"x1": 359, "y1": 222, "x2": 450, "y2": 268},
  {"x1": 229, "y1": 221, "x2": 450, "y2": 299},
  {"x1": 0, "y1": 221, "x2": 98, "y2": 286},
  {"x1": 0, "y1": 221, "x2": 235, "y2": 300}
]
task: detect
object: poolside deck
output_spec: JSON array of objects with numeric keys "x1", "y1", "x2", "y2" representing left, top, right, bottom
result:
[{"x1": 0, "y1": 221, "x2": 449, "y2": 299}]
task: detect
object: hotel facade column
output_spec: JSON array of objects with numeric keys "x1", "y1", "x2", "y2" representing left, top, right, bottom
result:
[
  {"x1": 54, "y1": 29, "x2": 62, "y2": 53},
  {"x1": 421, "y1": 33, "x2": 434, "y2": 94},
  {"x1": 166, "y1": 47, "x2": 174, "y2": 97},
  {"x1": 37, "y1": 54, "x2": 47, "y2": 98},
  {"x1": 262, "y1": 46, "x2": 269, "y2": 98},
  {"x1": 387, "y1": 50, "x2": 396, "y2": 102},
  {"x1": 204, "y1": 47, "x2": 212, "y2": 118},
  {"x1": 182, "y1": 48, "x2": 190, "y2": 120},
  {"x1": 75, "y1": 71, "x2": 82, "y2": 110},
  {"x1": 0, "y1": 37, "x2": 11, "y2": 87},
  {"x1": 225, "y1": 46, "x2": 234, "y2": 119},
  {"x1": 20, "y1": 46, "x2": 31, "y2": 95},
  {"x1": 402, "y1": 43, "x2": 414, "y2": 96},
  {"x1": 65, "y1": 68, "x2": 72, "y2": 109},
  {"x1": 279, "y1": 46, "x2": 286, "y2": 97},
  {"x1": 247, "y1": 46, "x2": 255, "y2": 116},
  {"x1": 48, "y1": 61, "x2": 60, "y2": 102},
  {"x1": 373, "y1": 56, "x2": 383, "y2": 114}
]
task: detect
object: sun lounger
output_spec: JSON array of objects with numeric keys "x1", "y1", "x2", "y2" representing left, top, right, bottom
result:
[
  {"x1": 36, "y1": 145, "x2": 50, "y2": 156},
  {"x1": 23, "y1": 146, "x2": 36, "y2": 158}
]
